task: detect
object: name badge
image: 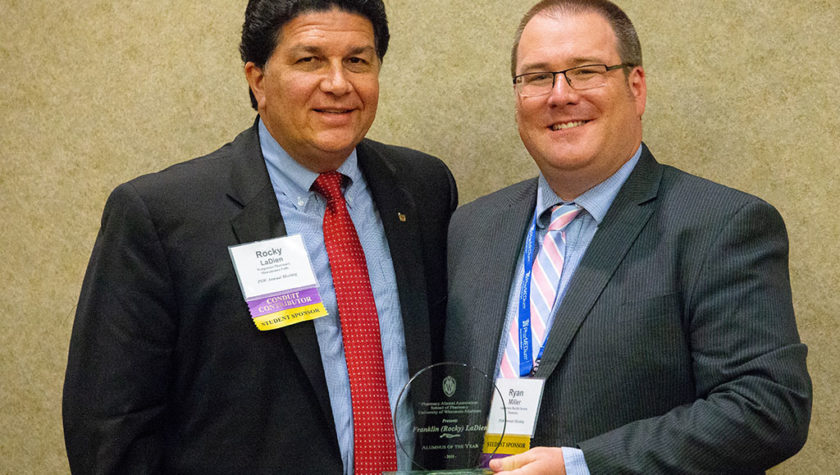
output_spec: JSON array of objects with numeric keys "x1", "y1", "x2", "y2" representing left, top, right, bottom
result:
[
  {"x1": 483, "y1": 378, "x2": 545, "y2": 461},
  {"x1": 228, "y1": 235, "x2": 328, "y2": 331}
]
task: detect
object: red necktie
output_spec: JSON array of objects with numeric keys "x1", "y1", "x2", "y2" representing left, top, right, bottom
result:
[{"x1": 312, "y1": 172, "x2": 398, "y2": 474}]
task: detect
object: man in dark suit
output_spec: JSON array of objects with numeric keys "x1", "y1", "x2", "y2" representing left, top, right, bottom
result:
[
  {"x1": 445, "y1": 0, "x2": 810, "y2": 473},
  {"x1": 63, "y1": 1, "x2": 456, "y2": 473}
]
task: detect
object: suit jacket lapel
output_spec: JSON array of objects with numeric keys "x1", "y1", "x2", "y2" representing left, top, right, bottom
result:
[
  {"x1": 226, "y1": 119, "x2": 334, "y2": 433},
  {"x1": 228, "y1": 120, "x2": 286, "y2": 243},
  {"x1": 356, "y1": 140, "x2": 432, "y2": 376},
  {"x1": 536, "y1": 145, "x2": 662, "y2": 380}
]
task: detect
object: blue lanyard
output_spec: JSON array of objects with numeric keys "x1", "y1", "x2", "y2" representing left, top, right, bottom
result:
[{"x1": 517, "y1": 210, "x2": 544, "y2": 377}]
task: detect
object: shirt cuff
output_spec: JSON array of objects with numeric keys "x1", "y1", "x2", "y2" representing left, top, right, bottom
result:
[{"x1": 562, "y1": 446, "x2": 590, "y2": 475}]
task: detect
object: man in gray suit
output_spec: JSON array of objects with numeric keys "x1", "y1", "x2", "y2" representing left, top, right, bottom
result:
[{"x1": 445, "y1": 0, "x2": 811, "y2": 473}]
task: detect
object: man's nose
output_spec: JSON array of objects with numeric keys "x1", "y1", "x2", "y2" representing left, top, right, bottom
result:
[
  {"x1": 546, "y1": 72, "x2": 580, "y2": 104},
  {"x1": 320, "y1": 64, "x2": 353, "y2": 95}
]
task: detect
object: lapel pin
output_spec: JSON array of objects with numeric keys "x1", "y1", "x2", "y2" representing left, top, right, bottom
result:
[{"x1": 398, "y1": 212, "x2": 407, "y2": 222}]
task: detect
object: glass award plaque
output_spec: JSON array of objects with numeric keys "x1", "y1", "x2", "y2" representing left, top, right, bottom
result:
[{"x1": 386, "y1": 362, "x2": 506, "y2": 474}]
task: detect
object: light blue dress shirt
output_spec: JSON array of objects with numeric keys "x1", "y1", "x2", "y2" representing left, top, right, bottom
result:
[
  {"x1": 496, "y1": 145, "x2": 642, "y2": 474},
  {"x1": 259, "y1": 120, "x2": 413, "y2": 473}
]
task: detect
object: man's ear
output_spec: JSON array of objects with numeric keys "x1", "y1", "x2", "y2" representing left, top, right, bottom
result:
[
  {"x1": 628, "y1": 65, "x2": 647, "y2": 118},
  {"x1": 244, "y1": 62, "x2": 265, "y2": 110}
]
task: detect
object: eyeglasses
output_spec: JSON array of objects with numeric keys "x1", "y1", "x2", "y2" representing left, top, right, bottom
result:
[{"x1": 513, "y1": 63, "x2": 634, "y2": 97}]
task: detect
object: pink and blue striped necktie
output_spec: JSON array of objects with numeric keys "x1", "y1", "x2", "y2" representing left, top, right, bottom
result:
[{"x1": 500, "y1": 203, "x2": 582, "y2": 378}]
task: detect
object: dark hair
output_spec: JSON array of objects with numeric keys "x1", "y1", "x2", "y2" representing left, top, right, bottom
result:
[
  {"x1": 240, "y1": 0, "x2": 389, "y2": 109},
  {"x1": 511, "y1": 0, "x2": 642, "y2": 78}
]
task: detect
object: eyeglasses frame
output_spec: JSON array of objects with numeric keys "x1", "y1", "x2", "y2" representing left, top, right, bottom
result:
[{"x1": 513, "y1": 63, "x2": 636, "y2": 96}]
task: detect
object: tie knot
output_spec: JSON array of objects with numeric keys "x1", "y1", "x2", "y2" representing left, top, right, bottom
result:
[
  {"x1": 312, "y1": 171, "x2": 345, "y2": 204},
  {"x1": 547, "y1": 203, "x2": 581, "y2": 231}
]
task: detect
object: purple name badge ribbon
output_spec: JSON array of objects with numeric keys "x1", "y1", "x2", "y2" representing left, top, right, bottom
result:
[{"x1": 247, "y1": 286, "x2": 323, "y2": 318}]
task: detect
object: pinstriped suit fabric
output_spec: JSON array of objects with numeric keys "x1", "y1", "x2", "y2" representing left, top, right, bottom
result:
[{"x1": 445, "y1": 145, "x2": 811, "y2": 474}]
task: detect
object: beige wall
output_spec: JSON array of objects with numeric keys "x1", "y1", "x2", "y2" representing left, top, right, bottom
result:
[{"x1": 1, "y1": 1, "x2": 837, "y2": 472}]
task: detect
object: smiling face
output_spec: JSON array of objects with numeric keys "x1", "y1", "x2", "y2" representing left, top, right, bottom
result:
[
  {"x1": 514, "y1": 10, "x2": 646, "y2": 200},
  {"x1": 244, "y1": 8, "x2": 380, "y2": 172}
]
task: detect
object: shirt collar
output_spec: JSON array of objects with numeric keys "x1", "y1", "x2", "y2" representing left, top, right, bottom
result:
[
  {"x1": 535, "y1": 144, "x2": 642, "y2": 228},
  {"x1": 258, "y1": 118, "x2": 362, "y2": 210}
]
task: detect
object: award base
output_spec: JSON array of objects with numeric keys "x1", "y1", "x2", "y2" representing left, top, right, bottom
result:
[{"x1": 384, "y1": 470, "x2": 491, "y2": 474}]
